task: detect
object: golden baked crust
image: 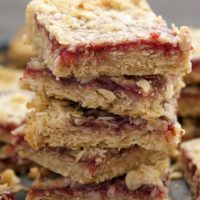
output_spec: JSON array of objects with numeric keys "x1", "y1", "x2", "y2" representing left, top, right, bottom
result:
[
  {"x1": 19, "y1": 142, "x2": 168, "y2": 184},
  {"x1": 25, "y1": 95, "x2": 183, "y2": 152},
  {"x1": 180, "y1": 139, "x2": 200, "y2": 199},
  {"x1": 21, "y1": 61, "x2": 184, "y2": 119},
  {"x1": 26, "y1": 161, "x2": 169, "y2": 200},
  {"x1": 179, "y1": 86, "x2": 200, "y2": 117},
  {"x1": 26, "y1": 0, "x2": 191, "y2": 78}
]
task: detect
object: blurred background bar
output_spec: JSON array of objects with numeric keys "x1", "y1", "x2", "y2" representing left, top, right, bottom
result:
[{"x1": 0, "y1": 0, "x2": 200, "y2": 43}]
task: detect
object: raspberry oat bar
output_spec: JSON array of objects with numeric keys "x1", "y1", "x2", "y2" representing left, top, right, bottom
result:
[
  {"x1": 26, "y1": 160, "x2": 169, "y2": 200},
  {"x1": 19, "y1": 141, "x2": 168, "y2": 184},
  {"x1": 25, "y1": 95, "x2": 183, "y2": 152},
  {"x1": 26, "y1": 0, "x2": 191, "y2": 78},
  {"x1": 21, "y1": 60, "x2": 184, "y2": 119}
]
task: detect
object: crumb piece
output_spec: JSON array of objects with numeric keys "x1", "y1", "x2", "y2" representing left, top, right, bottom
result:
[
  {"x1": 0, "y1": 169, "x2": 21, "y2": 193},
  {"x1": 97, "y1": 89, "x2": 116, "y2": 102},
  {"x1": 125, "y1": 164, "x2": 163, "y2": 191},
  {"x1": 28, "y1": 167, "x2": 40, "y2": 179},
  {"x1": 136, "y1": 79, "x2": 151, "y2": 94}
]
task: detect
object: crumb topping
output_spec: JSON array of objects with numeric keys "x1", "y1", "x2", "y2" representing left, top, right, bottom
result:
[
  {"x1": 125, "y1": 159, "x2": 169, "y2": 190},
  {"x1": 27, "y1": 0, "x2": 189, "y2": 51}
]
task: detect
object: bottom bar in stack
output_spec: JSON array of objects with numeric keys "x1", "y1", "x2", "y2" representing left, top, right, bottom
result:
[
  {"x1": 180, "y1": 139, "x2": 200, "y2": 199},
  {"x1": 26, "y1": 158, "x2": 169, "y2": 200},
  {"x1": 19, "y1": 141, "x2": 168, "y2": 184}
]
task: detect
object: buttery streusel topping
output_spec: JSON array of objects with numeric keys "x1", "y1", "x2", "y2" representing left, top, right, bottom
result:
[{"x1": 27, "y1": 0, "x2": 189, "y2": 51}]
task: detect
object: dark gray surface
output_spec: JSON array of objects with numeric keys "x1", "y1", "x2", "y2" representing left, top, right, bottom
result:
[{"x1": 169, "y1": 179, "x2": 192, "y2": 200}]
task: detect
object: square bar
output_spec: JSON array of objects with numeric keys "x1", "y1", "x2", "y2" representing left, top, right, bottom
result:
[
  {"x1": 25, "y1": 95, "x2": 183, "y2": 152},
  {"x1": 26, "y1": 0, "x2": 191, "y2": 78},
  {"x1": 19, "y1": 141, "x2": 168, "y2": 184},
  {"x1": 21, "y1": 60, "x2": 184, "y2": 119}
]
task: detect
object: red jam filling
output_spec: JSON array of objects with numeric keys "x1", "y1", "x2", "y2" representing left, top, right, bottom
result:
[
  {"x1": 59, "y1": 40, "x2": 180, "y2": 67},
  {"x1": 24, "y1": 65, "x2": 165, "y2": 99},
  {"x1": 30, "y1": 176, "x2": 166, "y2": 198}
]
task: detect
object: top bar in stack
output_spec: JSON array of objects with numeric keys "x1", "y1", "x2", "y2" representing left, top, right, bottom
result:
[{"x1": 26, "y1": 0, "x2": 191, "y2": 78}]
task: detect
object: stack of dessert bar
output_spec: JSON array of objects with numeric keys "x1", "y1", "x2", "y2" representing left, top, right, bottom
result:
[
  {"x1": 179, "y1": 29, "x2": 200, "y2": 140},
  {"x1": 20, "y1": 0, "x2": 191, "y2": 199},
  {"x1": 0, "y1": 67, "x2": 32, "y2": 172}
]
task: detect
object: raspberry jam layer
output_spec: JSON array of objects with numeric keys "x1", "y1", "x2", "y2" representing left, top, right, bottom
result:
[
  {"x1": 58, "y1": 40, "x2": 180, "y2": 67},
  {"x1": 0, "y1": 124, "x2": 18, "y2": 133},
  {"x1": 24, "y1": 65, "x2": 166, "y2": 99}
]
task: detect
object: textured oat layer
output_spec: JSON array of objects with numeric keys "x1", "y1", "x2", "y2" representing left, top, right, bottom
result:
[
  {"x1": 184, "y1": 28, "x2": 200, "y2": 84},
  {"x1": 181, "y1": 118, "x2": 200, "y2": 140},
  {"x1": 25, "y1": 95, "x2": 183, "y2": 152},
  {"x1": 20, "y1": 142, "x2": 168, "y2": 184},
  {"x1": 180, "y1": 139, "x2": 200, "y2": 199},
  {"x1": 21, "y1": 61, "x2": 184, "y2": 119},
  {"x1": 26, "y1": 0, "x2": 191, "y2": 78},
  {"x1": 26, "y1": 160, "x2": 169, "y2": 200},
  {"x1": 179, "y1": 86, "x2": 200, "y2": 117}
]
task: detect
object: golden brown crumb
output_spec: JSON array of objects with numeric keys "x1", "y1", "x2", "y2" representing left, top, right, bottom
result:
[
  {"x1": 28, "y1": 167, "x2": 40, "y2": 179},
  {"x1": 0, "y1": 169, "x2": 22, "y2": 193}
]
